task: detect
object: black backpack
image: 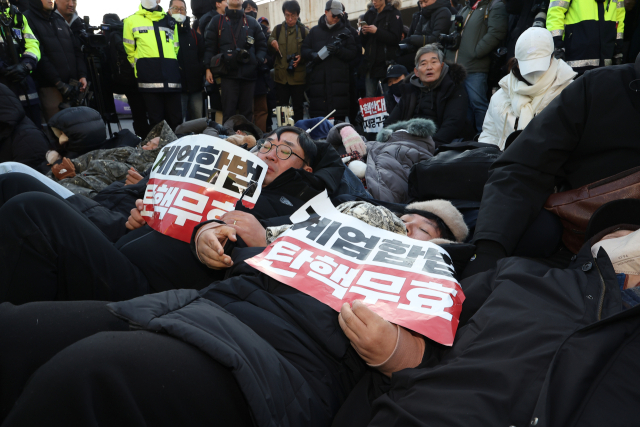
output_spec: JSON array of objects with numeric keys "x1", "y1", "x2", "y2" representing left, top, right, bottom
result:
[{"x1": 105, "y1": 22, "x2": 136, "y2": 91}]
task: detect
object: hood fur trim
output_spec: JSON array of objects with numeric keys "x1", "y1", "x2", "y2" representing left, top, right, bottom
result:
[
  {"x1": 406, "y1": 199, "x2": 468, "y2": 242},
  {"x1": 448, "y1": 63, "x2": 467, "y2": 86},
  {"x1": 378, "y1": 118, "x2": 437, "y2": 142}
]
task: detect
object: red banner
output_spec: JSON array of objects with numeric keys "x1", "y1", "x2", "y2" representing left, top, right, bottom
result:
[
  {"x1": 247, "y1": 192, "x2": 464, "y2": 346},
  {"x1": 358, "y1": 96, "x2": 388, "y2": 133},
  {"x1": 141, "y1": 135, "x2": 267, "y2": 243}
]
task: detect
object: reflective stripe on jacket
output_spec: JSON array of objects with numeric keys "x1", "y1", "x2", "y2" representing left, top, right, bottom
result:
[
  {"x1": 123, "y1": 5, "x2": 181, "y2": 92},
  {"x1": 0, "y1": 8, "x2": 40, "y2": 64},
  {"x1": 547, "y1": 0, "x2": 625, "y2": 70}
]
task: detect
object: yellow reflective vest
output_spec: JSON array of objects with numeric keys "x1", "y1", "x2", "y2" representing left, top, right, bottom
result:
[
  {"x1": 547, "y1": 0, "x2": 625, "y2": 71},
  {"x1": 0, "y1": 7, "x2": 40, "y2": 65},
  {"x1": 123, "y1": 5, "x2": 181, "y2": 92}
]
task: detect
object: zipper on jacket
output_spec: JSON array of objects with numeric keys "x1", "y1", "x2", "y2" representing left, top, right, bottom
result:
[{"x1": 593, "y1": 259, "x2": 607, "y2": 321}]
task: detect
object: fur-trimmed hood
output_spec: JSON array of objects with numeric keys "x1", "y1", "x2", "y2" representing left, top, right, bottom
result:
[
  {"x1": 405, "y1": 199, "x2": 468, "y2": 243},
  {"x1": 447, "y1": 62, "x2": 467, "y2": 86},
  {"x1": 376, "y1": 118, "x2": 437, "y2": 142}
]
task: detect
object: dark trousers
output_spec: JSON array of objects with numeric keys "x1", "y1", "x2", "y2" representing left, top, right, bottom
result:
[
  {"x1": 124, "y1": 88, "x2": 151, "y2": 137},
  {"x1": 220, "y1": 77, "x2": 255, "y2": 123},
  {"x1": 275, "y1": 82, "x2": 305, "y2": 123},
  {"x1": 0, "y1": 301, "x2": 253, "y2": 426},
  {"x1": 142, "y1": 91, "x2": 183, "y2": 131}
]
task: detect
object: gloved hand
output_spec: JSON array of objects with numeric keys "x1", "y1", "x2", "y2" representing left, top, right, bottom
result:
[
  {"x1": 340, "y1": 125, "x2": 367, "y2": 156},
  {"x1": 310, "y1": 52, "x2": 319, "y2": 60},
  {"x1": 55, "y1": 80, "x2": 75, "y2": 98},
  {"x1": 4, "y1": 63, "x2": 30, "y2": 83},
  {"x1": 326, "y1": 43, "x2": 340, "y2": 54},
  {"x1": 553, "y1": 48, "x2": 566, "y2": 61},
  {"x1": 460, "y1": 240, "x2": 507, "y2": 279}
]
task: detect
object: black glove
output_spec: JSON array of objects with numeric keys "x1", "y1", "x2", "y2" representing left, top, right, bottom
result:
[
  {"x1": 55, "y1": 80, "x2": 75, "y2": 97},
  {"x1": 326, "y1": 43, "x2": 339, "y2": 54},
  {"x1": 310, "y1": 52, "x2": 319, "y2": 60},
  {"x1": 4, "y1": 63, "x2": 29, "y2": 83},
  {"x1": 553, "y1": 48, "x2": 566, "y2": 61},
  {"x1": 460, "y1": 240, "x2": 507, "y2": 279}
]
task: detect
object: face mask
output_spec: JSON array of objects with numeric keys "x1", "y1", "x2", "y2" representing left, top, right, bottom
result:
[
  {"x1": 246, "y1": 11, "x2": 257, "y2": 19},
  {"x1": 591, "y1": 228, "x2": 640, "y2": 275},
  {"x1": 523, "y1": 70, "x2": 546, "y2": 84},
  {"x1": 173, "y1": 13, "x2": 186, "y2": 23},
  {"x1": 388, "y1": 83, "x2": 402, "y2": 96},
  {"x1": 141, "y1": 0, "x2": 158, "y2": 9}
]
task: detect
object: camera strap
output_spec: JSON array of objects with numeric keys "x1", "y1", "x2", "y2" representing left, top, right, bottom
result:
[
  {"x1": 223, "y1": 14, "x2": 248, "y2": 49},
  {"x1": 284, "y1": 24, "x2": 298, "y2": 56}
]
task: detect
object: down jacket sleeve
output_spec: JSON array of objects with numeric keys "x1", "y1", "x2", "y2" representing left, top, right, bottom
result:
[{"x1": 474, "y1": 0, "x2": 508, "y2": 59}]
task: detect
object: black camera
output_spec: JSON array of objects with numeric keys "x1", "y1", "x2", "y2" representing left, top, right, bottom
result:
[
  {"x1": 236, "y1": 48, "x2": 251, "y2": 64},
  {"x1": 286, "y1": 54, "x2": 297, "y2": 74}
]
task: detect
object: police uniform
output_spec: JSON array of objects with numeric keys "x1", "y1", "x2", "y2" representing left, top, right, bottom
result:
[
  {"x1": 123, "y1": 5, "x2": 182, "y2": 130},
  {"x1": 0, "y1": 5, "x2": 41, "y2": 124}
]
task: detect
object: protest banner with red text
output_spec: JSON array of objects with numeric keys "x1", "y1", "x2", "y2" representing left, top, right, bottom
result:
[
  {"x1": 141, "y1": 135, "x2": 267, "y2": 243},
  {"x1": 358, "y1": 96, "x2": 388, "y2": 133},
  {"x1": 246, "y1": 192, "x2": 464, "y2": 346}
]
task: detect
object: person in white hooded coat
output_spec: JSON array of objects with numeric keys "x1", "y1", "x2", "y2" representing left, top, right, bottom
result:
[{"x1": 479, "y1": 27, "x2": 577, "y2": 150}]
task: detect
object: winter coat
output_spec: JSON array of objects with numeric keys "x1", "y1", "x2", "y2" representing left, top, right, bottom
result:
[
  {"x1": 301, "y1": 16, "x2": 357, "y2": 118},
  {"x1": 356, "y1": 241, "x2": 640, "y2": 427},
  {"x1": 406, "y1": 0, "x2": 452, "y2": 48},
  {"x1": 55, "y1": 11, "x2": 85, "y2": 39},
  {"x1": 385, "y1": 63, "x2": 469, "y2": 146},
  {"x1": 268, "y1": 20, "x2": 307, "y2": 85},
  {"x1": 24, "y1": 0, "x2": 86, "y2": 87},
  {"x1": 360, "y1": 3, "x2": 403, "y2": 79},
  {"x1": 479, "y1": 58, "x2": 576, "y2": 149},
  {"x1": 107, "y1": 239, "x2": 475, "y2": 427},
  {"x1": 254, "y1": 23, "x2": 275, "y2": 96},
  {"x1": 198, "y1": 9, "x2": 219, "y2": 36},
  {"x1": 202, "y1": 8, "x2": 267, "y2": 81},
  {"x1": 474, "y1": 63, "x2": 640, "y2": 255},
  {"x1": 177, "y1": 17, "x2": 206, "y2": 94},
  {"x1": 445, "y1": 0, "x2": 508, "y2": 74},
  {"x1": 365, "y1": 119, "x2": 436, "y2": 204},
  {"x1": 0, "y1": 83, "x2": 50, "y2": 172},
  {"x1": 48, "y1": 107, "x2": 107, "y2": 154}
]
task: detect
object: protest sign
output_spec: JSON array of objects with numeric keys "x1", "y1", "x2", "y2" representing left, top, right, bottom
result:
[
  {"x1": 141, "y1": 135, "x2": 267, "y2": 243},
  {"x1": 246, "y1": 192, "x2": 464, "y2": 346},
  {"x1": 358, "y1": 96, "x2": 388, "y2": 134}
]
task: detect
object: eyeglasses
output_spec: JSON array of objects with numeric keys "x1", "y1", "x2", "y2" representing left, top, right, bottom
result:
[
  {"x1": 258, "y1": 140, "x2": 307, "y2": 164},
  {"x1": 170, "y1": 6, "x2": 187, "y2": 13}
]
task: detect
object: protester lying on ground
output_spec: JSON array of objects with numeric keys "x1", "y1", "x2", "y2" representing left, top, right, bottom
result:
[
  {"x1": 333, "y1": 198, "x2": 640, "y2": 427},
  {"x1": 45, "y1": 107, "x2": 108, "y2": 160},
  {"x1": 478, "y1": 27, "x2": 576, "y2": 150},
  {"x1": 0, "y1": 127, "x2": 347, "y2": 304},
  {"x1": 327, "y1": 119, "x2": 436, "y2": 204},
  {"x1": 45, "y1": 121, "x2": 175, "y2": 198},
  {"x1": 175, "y1": 114, "x2": 264, "y2": 144},
  {"x1": 0, "y1": 200, "x2": 472, "y2": 427},
  {"x1": 464, "y1": 52, "x2": 640, "y2": 278},
  {"x1": 0, "y1": 84, "x2": 51, "y2": 174},
  {"x1": 384, "y1": 44, "x2": 470, "y2": 147}
]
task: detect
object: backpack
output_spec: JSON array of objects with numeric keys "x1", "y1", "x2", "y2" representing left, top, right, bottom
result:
[
  {"x1": 274, "y1": 22, "x2": 307, "y2": 41},
  {"x1": 105, "y1": 21, "x2": 136, "y2": 91}
]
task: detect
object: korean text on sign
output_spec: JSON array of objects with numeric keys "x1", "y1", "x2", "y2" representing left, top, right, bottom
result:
[
  {"x1": 247, "y1": 192, "x2": 464, "y2": 346},
  {"x1": 141, "y1": 135, "x2": 267, "y2": 243},
  {"x1": 358, "y1": 96, "x2": 388, "y2": 134}
]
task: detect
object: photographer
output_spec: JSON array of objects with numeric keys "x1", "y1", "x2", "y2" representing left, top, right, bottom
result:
[
  {"x1": 445, "y1": 0, "x2": 507, "y2": 133},
  {"x1": 54, "y1": 0, "x2": 84, "y2": 39},
  {"x1": 203, "y1": 0, "x2": 267, "y2": 123},
  {"x1": 268, "y1": 0, "x2": 306, "y2": 123},
  {"x1": 24, "y1": 0, "x2": 87, "y2": 122},
  {"x1": 0, "y1": 1, "x2": 42, "y2": 125},
  {"x1": 397, "y1": 0, "x2": 451, "y2": 71},
  {"x1": 123, "y1": 0, "x2": 181, "y2": 131},
  {"x1": 301, "y1": 1, "x2": 356, "y2": 122},
  {"x1": 359, "y1": 0, "x2": 402, "y2": 97}
]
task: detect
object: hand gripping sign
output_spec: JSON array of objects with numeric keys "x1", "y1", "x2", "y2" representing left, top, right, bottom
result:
[
  {"x1": 247, "y1": 192, "x2": 464, "y2": 346},
  {"x1": 141, "y1": 135, "x2": 267, "y2": 243}
]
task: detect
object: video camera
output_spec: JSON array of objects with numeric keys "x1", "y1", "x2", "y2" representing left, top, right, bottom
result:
[{"x1": 58, "y1": 78, "x2": 90, "y2": 110}]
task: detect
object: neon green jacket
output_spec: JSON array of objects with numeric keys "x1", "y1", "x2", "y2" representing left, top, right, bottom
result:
[
  {"x1": 547, "y1": 0, "x2": 624, "y2": 70},
  {"x1": 0, "y1": 7, "x2": 40, "y2": 66},
  {"x1": 123, "y1": 5, "x2": 181, "y2": 92}
]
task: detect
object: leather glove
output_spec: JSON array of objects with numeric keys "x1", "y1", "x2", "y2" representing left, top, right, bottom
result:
[
  {"x1": 553, "y1": 48, "x2": 566, "y2": 61},
  {"x1": 460, "y1": 240, "x2": 507, "y2": 279},
  {"x1": 326, "y1": 43, "x2": 339, "y2": 53},
  {"x1": 55, "y1": 80, "x2": 75, "y2": 97},
  {"x1": 4, "y1": 63, "x2": 30, "y2": 83}
]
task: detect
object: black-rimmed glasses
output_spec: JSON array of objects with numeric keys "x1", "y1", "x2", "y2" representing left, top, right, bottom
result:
[{"x1": 258, "y1": 140, "x2": 307, "y2": 164}]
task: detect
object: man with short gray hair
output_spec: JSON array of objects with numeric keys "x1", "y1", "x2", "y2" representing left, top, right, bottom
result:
[{"x1": 384, "y1": 44, "x2": 469, "y2": 147}]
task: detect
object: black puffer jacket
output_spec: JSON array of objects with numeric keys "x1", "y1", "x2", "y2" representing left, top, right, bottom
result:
[
  {"x1": 177, "y1": 17, "x2": 205, "y2": 94},
  {"x1": 360, "y1": 3, "x2": 403, "y2": 79},
  {"x1": 48, "y1": 107, "x2": 106, "y2": 154},
  {"x1": 0, "y1": 84, "x2": 50, "y2": 172},
  {"x1": 301, "y1": 16, "x2": 357, "y2": 118},
  {"x1": 385, "y1": 63, "x2": 469, "y2": 146},
  {"x1": 406, "y1": 0, "x2": 452, "y2": 47},
  {"x1": 24, "y1": 0, "x2": 86, "y2": 87},
  {"x1": 198, "y1": 9, "x2": 219, "y2": 35},
  {"x1": 202, "y1": 8, "x2": 267, "y2": 81}
]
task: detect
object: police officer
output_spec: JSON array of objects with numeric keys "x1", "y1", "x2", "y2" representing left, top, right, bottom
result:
[
  {"x1": 123, "y1": 0, "x2": 182, "y2": 130},
  {"x1": 0, "y1": 1, "x2": 41, "y2": 124}
]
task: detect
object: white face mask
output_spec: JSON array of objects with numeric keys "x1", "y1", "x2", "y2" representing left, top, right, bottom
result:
[
  {"x1": 173, "y1": 13, "x2": 186, "y2": 22},
  {"x1": 141, "y1": 0, "x2": 159, "y2": 9},
  {"x1": 523, "y1": 69, "x2": 546, "y2": 84},
  {"x1": 591, "y1": 228, "x2": 640, "y2": 275}
]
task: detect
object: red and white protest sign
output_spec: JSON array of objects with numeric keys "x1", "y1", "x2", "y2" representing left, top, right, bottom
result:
[
  {"x1": 358, "y1": 96, "x2": 388, "y2": 133},
  {"x1": 246, "y1": 192, "x2": 464, "y2": 346},
  {"x1": 141, "y1": 135, "x2": 267, "y2": 243}
]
